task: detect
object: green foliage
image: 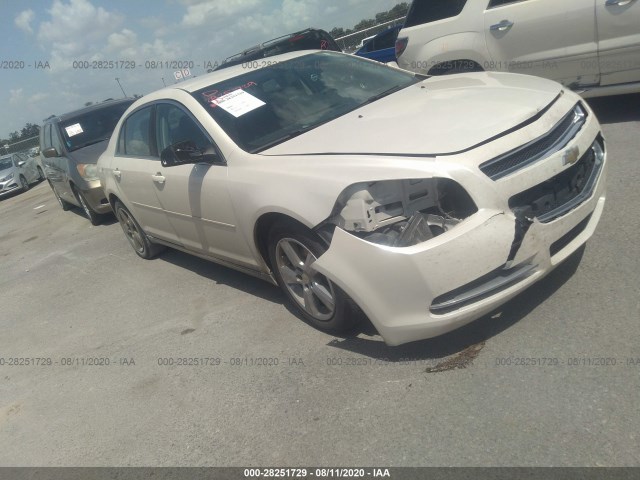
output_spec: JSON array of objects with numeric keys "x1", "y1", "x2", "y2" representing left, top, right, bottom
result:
[{"x1": 331, "y1": 2, "x2": 409, "y2": 38}]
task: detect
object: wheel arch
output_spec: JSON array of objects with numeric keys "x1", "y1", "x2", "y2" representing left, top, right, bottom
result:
[{"x1": 253, "y1": 212, "x2": 315, "y2": 271}]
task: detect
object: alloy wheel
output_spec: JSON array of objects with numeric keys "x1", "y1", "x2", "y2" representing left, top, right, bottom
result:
[{"x1": 275, "y1": 237, "x2": 336, "y2": 321}]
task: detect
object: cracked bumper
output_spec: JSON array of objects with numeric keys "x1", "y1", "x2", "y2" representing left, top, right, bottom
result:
[{"x1": 313, "y1": 161, "x2": 607, "y2": 346}]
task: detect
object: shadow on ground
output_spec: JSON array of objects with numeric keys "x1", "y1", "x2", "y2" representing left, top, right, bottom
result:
[
  {"x1": 586, "y1": 93, "x2": 640, "y2": 124},
  {"x1": 328, "y1": 245, "x2": 586, "y2": 364},
  {"x1": 157, "y1": 237, "x2": 586, "y2": 366}
]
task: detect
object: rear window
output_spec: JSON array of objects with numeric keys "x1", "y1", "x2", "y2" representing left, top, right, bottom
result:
[{"x1": 404, "y1": 0, "x2": 467, "y2": 27}]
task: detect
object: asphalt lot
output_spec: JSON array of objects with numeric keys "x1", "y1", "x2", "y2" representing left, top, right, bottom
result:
[{"x1": 1, "y1": 93, "x2": 639, "y2": 467}]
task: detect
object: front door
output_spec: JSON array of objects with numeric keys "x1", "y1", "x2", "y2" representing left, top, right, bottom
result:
[{"x1": 152, "y1": 102, "x2": 254, "y2": 267}]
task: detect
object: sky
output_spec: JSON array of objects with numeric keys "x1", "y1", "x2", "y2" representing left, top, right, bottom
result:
[{"x1": 0, "y1": 0, "x2": 400, "y2": 139}]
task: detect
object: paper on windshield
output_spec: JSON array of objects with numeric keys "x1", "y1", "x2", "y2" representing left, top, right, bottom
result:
[
  {"x1": 65, "y1": 123, "x2": 84, "y2": 137},
  {"x1": 212, "y1": 89, "x2": 265, "y2": 118}
]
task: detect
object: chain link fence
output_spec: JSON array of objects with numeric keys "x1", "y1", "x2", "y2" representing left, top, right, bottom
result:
[
  {"x1": 335, "y1": 16, "x2": 406, "y2": 53},
  {"x1": 2, "y1": 135, "x2": 40, "y2": 156}
]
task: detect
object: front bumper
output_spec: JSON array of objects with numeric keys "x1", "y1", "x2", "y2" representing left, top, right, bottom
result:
[
  {"x1": 313, "y1": 131, "x2": 607, "y2": 346},
  {"x1": 0, "y1": 180, "x2": 22, "y2": 197},
  {"x1": 80, "y1": 180, "x2": 111, "y2": 214}
]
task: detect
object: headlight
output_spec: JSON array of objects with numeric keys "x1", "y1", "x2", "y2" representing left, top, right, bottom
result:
[
  {"x1": 0, "y1": 173, "x2": 14, "y2": 182},
  {"x1": 77, "y1": 163, "x2": 99, "y2": 181},
  {"x1": 326, "y1": 178, "x2": 477, "y2": 247}
]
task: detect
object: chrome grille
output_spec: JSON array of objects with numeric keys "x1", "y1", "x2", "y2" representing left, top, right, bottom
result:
[{"x1": 480, "y1": 103, "x2": 587, "y2": 180}]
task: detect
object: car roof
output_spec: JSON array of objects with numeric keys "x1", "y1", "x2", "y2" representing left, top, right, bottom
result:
[
  {"x1": 217, "y1": 28, "x2": 336, "y2": 67},
  {"x1": 43, "y1": 98, "x2": 136, "y2": 124}
]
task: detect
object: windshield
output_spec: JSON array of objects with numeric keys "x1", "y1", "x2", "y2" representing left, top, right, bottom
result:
[
  {"x1": 59, "y1": 100, "x2": 134, "y2": 152},
  {"x1": 193, "y1": 52, "x2": 419, "y2": 152},
  {"x1": 0, "y1": 158, "x2": 13, "y2": 171}
]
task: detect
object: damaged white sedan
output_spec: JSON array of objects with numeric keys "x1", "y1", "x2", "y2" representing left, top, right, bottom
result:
[{"x1": 98, "y1": 51, "x2": 606, "y2": 346}]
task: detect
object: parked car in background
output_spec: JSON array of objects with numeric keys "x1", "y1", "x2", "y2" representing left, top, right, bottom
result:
[
  {"x1": 0, "y1": 152, "x2": 44, "y2": 197},
  {"x1": 214, "y1": 28, "x2": 341, "y2": 71},
  {"x1": 99, "y1": 50, "x2": 606, "y2": 346},
  {"x1": 355, "y1": 35, "x2": 376, "y2": 51},
  {"x1": 355, "y1": 26, "x2": 401, "y2": 64},
  {"x1": 39, "y1": 98, "x2": 135, "y2": 224},
  {"x1": 396, "y1": 0, "x2": 640, "y2": 97}
]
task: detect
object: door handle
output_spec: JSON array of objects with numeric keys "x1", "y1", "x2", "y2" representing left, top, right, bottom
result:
[
  {"x1": 490, "y1": 20, "x2": 514, "y2": 32},
  {"x1": 113, "y1": 169, "x2": 121, "y2": 180},
  {"x1": 151, "y1": 173, "x2": 166, "y2": 184},
  {"x1": 606, "y1": 0, "x2": 633, "y2": 5}
]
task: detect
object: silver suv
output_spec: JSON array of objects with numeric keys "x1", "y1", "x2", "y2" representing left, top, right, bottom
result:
[
  {"x1": 396, "y1": 0, "x2": 640, "y2": 97},
  {"x1": 40, "y1": 98, "x2": 134, "y2": 224}
]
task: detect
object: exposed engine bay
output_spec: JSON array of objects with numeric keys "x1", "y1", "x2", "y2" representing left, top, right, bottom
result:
[{"x1": 323, "y1": 178, "x2": 478, "y2": 247}]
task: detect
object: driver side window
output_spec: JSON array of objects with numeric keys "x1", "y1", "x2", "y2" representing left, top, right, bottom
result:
[{"x1": 155, "y1": 103, "x2": 212, "y2": 153}]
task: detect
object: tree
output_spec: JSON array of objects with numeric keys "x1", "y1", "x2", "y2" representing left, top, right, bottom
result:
[
  {"x1": 20, "y1": 123, "x2": 40, "y2": 138},
  {"x1": 85, "y1": 101, "x2": 94, "y2": 107},
  {"x1": 331, "y1": 2, "x2": 409, "y2": 35}
]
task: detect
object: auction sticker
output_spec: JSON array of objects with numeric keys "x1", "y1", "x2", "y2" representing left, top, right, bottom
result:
[
  {"x1": 212, "y1": 89, "x2": 265, "y2": 117},
  {"x1": 65, "y1": 123, "x2": 84, "y2": 137}
]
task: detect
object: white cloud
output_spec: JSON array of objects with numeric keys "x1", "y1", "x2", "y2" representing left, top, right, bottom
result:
[
  {"x1": 9, "y1": 89, "x2": 24, "y2": 106},
  {"x1": 15, "y1": 9, "x2": 35, "y2": 34},
  {"x1": 107, "y1": 29, "x2": 138, "y2": 57},
  {"x1": 181, "y1": 0, "x2": 261, "y2": 27},
  {"x1": 38, "y1": 0, "x2": 124, "y2": 63}
]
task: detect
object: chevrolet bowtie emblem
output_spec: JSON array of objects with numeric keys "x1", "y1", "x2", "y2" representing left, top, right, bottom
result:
[{"x1": 563, "y1": 146, "x2": 580, "y2": 166}]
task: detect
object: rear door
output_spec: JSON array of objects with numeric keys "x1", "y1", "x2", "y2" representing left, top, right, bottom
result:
[
  {"x1": 112, "y1": 105, "x2": 178, "y2": 243},
  {"x1": 483, "y1": 0, "x2": 599, "y2": 87},
  {"x1": 596, "y1": 0, "x2": 640, "y2": 85}
]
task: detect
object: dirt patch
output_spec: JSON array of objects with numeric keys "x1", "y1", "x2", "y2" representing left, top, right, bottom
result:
[{"x1": 425, "y1": 341, "x2": 485, "y2": 373}]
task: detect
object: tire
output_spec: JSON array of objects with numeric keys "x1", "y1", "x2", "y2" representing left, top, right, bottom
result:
[
  {"x1": 267, "y1": 220, "x2": 360, "y2": 333},
  {"x1": 20, "y1": 175, "x2": 29, "y2": 192},
  {"x1": 49, "y1": 180, "x2": 71, "y2": 211},
  {"x1": 37, "y1": 166, "x2": 44, "y2": 181},
  {"x1": 73, "y1": 187, "x2": 103, "y2": 226},
  {"x1": 114, "y1": 201, "x2": 165, "y2": 259}
]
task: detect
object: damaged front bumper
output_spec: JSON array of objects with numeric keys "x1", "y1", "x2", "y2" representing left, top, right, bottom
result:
[{"x1": 313, "y1": 145, "x2": 607, "y2": 346}]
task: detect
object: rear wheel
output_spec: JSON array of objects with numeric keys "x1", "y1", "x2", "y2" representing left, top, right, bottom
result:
[
  {"x1": 267, "y1": 221, "x2": 360, "y2": 333},
  {"x1": 114, "y1": 201, "x2": 165, "y2": 259},
  {"x1": 73, "y1": 187, "x2": 103, "y2": 226},
  {"x1": 20, "y1": 175, "x2": 29, "y2": 192}
]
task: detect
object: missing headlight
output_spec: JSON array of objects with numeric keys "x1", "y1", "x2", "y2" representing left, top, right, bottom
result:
[{"x1": 322, "y1": 178, "x2": 477, "y2": 247}]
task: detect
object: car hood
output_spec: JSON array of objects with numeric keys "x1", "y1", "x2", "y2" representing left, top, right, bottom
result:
[
  {"x1": 68, "y1": 139, "x2": 109, "y2": 164},
  {"x1": 261, "y1": 72, "x2": 563, "y2": 157}
]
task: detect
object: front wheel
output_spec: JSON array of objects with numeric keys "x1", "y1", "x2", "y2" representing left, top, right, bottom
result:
[
  {"x1": 267, "y1": 221, "x2": 360, "y2": 333},
  {"x1": 114, "y1": 201, "x2": 165, "y2": 259},
  {"x1": 74, "y1": 188, "x2": 103, "y2": 226},
  {"x1": 20, "y1": 175, "x2": 29, "y2": 192},
  {"x1": 49, "y1": 180, "x2": 71, "y2": 211}
]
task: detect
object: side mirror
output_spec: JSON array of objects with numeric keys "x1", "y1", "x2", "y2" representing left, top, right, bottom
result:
[
  {"x1": 18, "y1": 161, "x2": 26, "y2": 167},
  {"x1": 160, "y1": 140, "x2": 217, "y2": 167},
  {"x1": 42, "y1": 147, "x2": 60, "y2": 158}
]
